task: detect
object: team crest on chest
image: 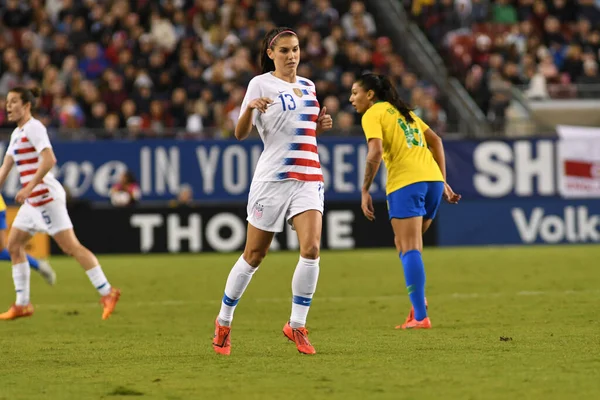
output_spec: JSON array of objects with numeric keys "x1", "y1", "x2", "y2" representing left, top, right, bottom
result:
[{"x1": 293, "y1": 88, "x2": 303, "y2": 97}]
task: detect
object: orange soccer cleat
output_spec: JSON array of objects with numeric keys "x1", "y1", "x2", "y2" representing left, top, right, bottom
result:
[
  {"x1": 100, "y1": 288, "x2": 121, "y2": 320},
  {"x1": 398, "y1": 317, "x2": 432, "y2": 330},
  {"x1": 0, "y1": 303, "x2": 34, "y2": 320},
  {"x1": 283, "y1": 322, "x2": 316, "y2": 355},
  {"x1": 401, "y1": 298, "x2": 429, "y2": 326},
  {"x1": 212, "y1": 319, "x2": 231, "y2": 355}
]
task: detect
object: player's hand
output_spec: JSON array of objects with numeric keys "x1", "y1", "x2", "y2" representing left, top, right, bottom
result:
[
  {"x1": 443, "y1": 182, "x2": 461, "y2": 204},
  {"x1": 316, "y1": 106, "x2": 333, "y2": 134},
  {"x1": 15, "y1": 186, "x2": 33, "y2": 204},
  {"x1": 249, "y1": 97, "x2": 273, "y2": 113},
  {"x1": 361, "y1": 190, "x2": 375, "y2": 221}
]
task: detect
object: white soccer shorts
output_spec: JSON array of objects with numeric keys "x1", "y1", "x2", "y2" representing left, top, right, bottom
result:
[
  {"x1": 12, "y1": 200, "x2": 74, "y2": 236},
  {"x1": 246, "y1": 180, "x2": 325, "y2": 233}
]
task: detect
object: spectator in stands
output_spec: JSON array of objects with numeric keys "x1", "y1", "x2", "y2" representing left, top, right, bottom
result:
[
  {"x1": 342, "y1": 1, "x2": 376, "y2": 39},
  {"x1": 79, "y1": 43, "x2": 108, "y2": 81},
  {"x1": 576, "y1": 60, "x2": 600, "y2": 97},
  {"x1": 0, "y1": 58, "x2": 29, "y2": 96},
  {"x1": 170, "y1": 184, "x2": 194, "y2": 209},
  {"x1": 102, "y1": 113, "x2": 121, "y2": 139},
  {"x1": 0, "y1": 0, "x2": 444, "y2": 140},
  {"x1": 411, "y1": 0, "x2": 600, "y2": 129},
  {"x1": 524, "y1": 67, "x2": 550, "y2": 100},
  {"x1": 88, "y1": 102, "x2": 107, "y2": 130},
  {"x1": 472, "y1": 0, "x2": 490, "y2": 23},
  {"x1": 561, "y1": 45, "x2": 584, "y2": 81},
  {"x1": 336, "y1": 111, "x2": 356, "y2": 133},
  {"x1": 110, "y1": 170, "x2": 141, "y2": 208}
]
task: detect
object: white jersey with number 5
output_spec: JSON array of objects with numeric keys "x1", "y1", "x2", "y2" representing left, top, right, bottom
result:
[
  {"x1": 241, "y1": 72, "x2": 323, "y2": 183},
  {"x1": 7, "y1": 117, "x2": 65, "y2": 206}
]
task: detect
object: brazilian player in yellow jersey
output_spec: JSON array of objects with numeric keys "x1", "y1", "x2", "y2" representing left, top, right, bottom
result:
[
  {"x1": 0, "y1": 194, "x2": 56, "y2": 284},
  {"x1": 350, "y1": 74, "x2": 460, "y2": 330}
]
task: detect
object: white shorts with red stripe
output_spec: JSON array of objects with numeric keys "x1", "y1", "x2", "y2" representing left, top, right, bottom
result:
[
  {"x1": 12, "y1": 200, "x2": 73, "y2": 237},
  {"x1": 246, "y1": 180, "x2": 324, "y2": 233}
]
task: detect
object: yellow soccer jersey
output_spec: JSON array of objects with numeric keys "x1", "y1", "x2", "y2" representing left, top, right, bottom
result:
[
  {"x1": 361, "y1": 102, "x2": 444, "y2": 194},
  {"x1": 0, "y1": 194, "x2": 5, "y2": 212}
]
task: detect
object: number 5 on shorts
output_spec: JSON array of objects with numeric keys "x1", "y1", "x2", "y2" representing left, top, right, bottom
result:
[{"x1": 41, "y1": 210, "x2": 51, "y2": 225}]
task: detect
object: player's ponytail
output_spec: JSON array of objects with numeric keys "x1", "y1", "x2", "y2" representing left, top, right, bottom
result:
[
  {"x1": 8, "y1": 86, "x2": 41, "y2": 109},
  {"x1": 357, "y1": 74, "x2": 414, "y2": 123},
  {"x1": 260, "y1": 27, "x2": 297, "y2": 74}
]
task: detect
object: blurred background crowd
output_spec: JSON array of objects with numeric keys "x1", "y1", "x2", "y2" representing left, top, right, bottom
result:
[
  {"x1": 403, "y1": 0, "x2": 600, "y2": 127},
  {"x1": 0, "y1": 0, "x2": 447, "y2": 140}
]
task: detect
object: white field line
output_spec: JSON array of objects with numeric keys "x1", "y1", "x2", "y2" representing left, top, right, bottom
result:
[{"x1": 30, "y1": 289, "x2": 600, "y2": 311}]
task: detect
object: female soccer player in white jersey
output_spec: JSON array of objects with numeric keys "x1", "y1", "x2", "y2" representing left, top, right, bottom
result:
[
  {"x1": 0, "y1": 87, "x2": 120, "y2": 321},
  {"x1": 212, "y1": 27, "x2": 333, "y2": 356}
]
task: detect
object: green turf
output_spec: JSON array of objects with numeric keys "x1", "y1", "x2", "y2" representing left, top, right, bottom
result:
[{"x1": 0, "y1": 246, "x2": 599, "y2": 400}]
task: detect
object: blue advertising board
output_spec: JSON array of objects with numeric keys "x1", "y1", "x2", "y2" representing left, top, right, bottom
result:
[
  {"x1": 0, "y1": 137, "x2": 563, "y2": 203},
  {"x1": 437, "y1": 199, "x2": 600, "y2": 245},
  {"x1": 1, "y1": 138, "x2": 387, "y2": 203}
]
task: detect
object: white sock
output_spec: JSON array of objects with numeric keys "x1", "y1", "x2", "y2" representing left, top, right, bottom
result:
[
  {"x1": 86, "y1": 266, "x2": 112, "y2": 296},
  {"x1": 13, "y1": 262, "x2": 31, "y2": 306},
  {"x1": 290, "y1": 256, "x2": 320, "y2": 328},
  {"x1": 217, "y1": 255, "x2": 258, "y2": 326}
]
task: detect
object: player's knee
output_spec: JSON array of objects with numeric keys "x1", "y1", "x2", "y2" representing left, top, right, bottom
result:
[
  {"x1": 243, "y1": 247, "x2": 268, "y2": 267},
  {"x1": 7, "y1": 241, "x2": 23, "y2": 258},
  {"x1": 394, "y1": 236, "x2": 402, "y2": 253},
  {"x1": 59, "y1": 241, "x2": 81, "y2": 256},
  {"x1": 300, "y1": 242, "x2": 320, "y2": 260},
  {"x1": 395, "y1": 237, "x2": 421, "y2": 254}
]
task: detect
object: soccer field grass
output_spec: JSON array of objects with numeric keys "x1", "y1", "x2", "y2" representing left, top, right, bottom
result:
[{"x1": 0, "y1": 246, "x2": 599, "y2": 400}]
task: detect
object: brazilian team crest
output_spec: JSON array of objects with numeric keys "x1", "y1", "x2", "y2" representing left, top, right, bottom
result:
[{"x1": 293, "y1": 88, "x2": 303, "y2": 97}]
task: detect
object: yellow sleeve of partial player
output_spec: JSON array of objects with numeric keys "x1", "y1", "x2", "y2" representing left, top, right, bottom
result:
[
  {"x1": 361, "y1": 107, "x2": 383, "y2": 141},
  {"x1": 0, "y1": 194, "x2": 6, "y2": 212}
]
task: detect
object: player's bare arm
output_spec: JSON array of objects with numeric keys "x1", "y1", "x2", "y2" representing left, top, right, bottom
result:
[
  {"x1": 361, "y1": 138, "x2": 383, "y2": 221},
  {"x1": 424, "y1": 128, "x2": 461, "y2": 204},
  {"x1": 15, "y1": 148, "x2": 56, "y2": 204},
  {"x1": 0, "y1": 155, "x2": 15, "y2": 188},
  {"x1": 235, "y1": 97, "x2": 273, "y2": 140},
  {"x1": 424, "y1": 128, "x2": 446, "y2": 180},
  {"x1": 362, "y1": 138, "x2": 383, "y2": 193}
]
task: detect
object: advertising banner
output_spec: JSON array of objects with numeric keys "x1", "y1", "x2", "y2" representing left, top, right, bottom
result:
[
  {"x1": 2, "y1": 136, "x2": 597, "y2": 208},
  {"x1": 0, "y1": 137, "x2": 580, "y2": 204},
  {"x1": 437, "y1": 199, "x2": 600, "y2": 246},
  {"x1": 556, "y1": 125, "x2": 600, "y2": 199},
  {"x1": 1, "y1": 139, "x2": 388, "y2": 203},
  {"x1": 55, "y1": 202, "x2": 437, "y2": 254}
]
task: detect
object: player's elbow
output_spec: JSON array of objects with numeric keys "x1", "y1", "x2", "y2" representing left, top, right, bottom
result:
[
  {"x1": 367, "y1": 140, "x2": 383, "y2": 161},
  {"x1": 46, "y1": 154, "x2": 57, "y2": 168},
  {"x1": 234, "y1": 125, "x2": 250, "y2": 141},
  {"x1": 40, "y1": 149, "x2": 57, "y2": 167},
  {"x1": 234, "y1": 131, "x2": 245, "y2": 141},
  {"x1": 368, "y1": 147, "x2": 383, "y2": 162},
  {"x1": 430, "y1": 134, "x2": 442, "y2": 148}
]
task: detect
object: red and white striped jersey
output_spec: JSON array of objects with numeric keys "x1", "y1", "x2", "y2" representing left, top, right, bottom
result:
[
  {"x1": 7, "y1": 118, "x2": 64, "y2": 207},
  {"x1": 241, "y1": 73, "x2": 323, "y2": 183}
]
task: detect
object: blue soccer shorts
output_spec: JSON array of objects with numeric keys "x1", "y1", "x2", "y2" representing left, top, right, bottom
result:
[{"x1": 387, "y1": 181, "x2": 444, "y2": 220}]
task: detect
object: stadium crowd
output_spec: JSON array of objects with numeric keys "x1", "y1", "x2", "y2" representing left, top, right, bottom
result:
[
  {"x1": 0, "y1": 0, "x2": 447, "y2": 140},
  {"x1": 404, "y1": 0, "x2": 600, "y2": 126}
]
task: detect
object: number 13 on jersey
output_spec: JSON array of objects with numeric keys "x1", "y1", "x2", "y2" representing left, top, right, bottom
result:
[{"x1": 278, "y1": 93, "x2": 296, "y2": 111}]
